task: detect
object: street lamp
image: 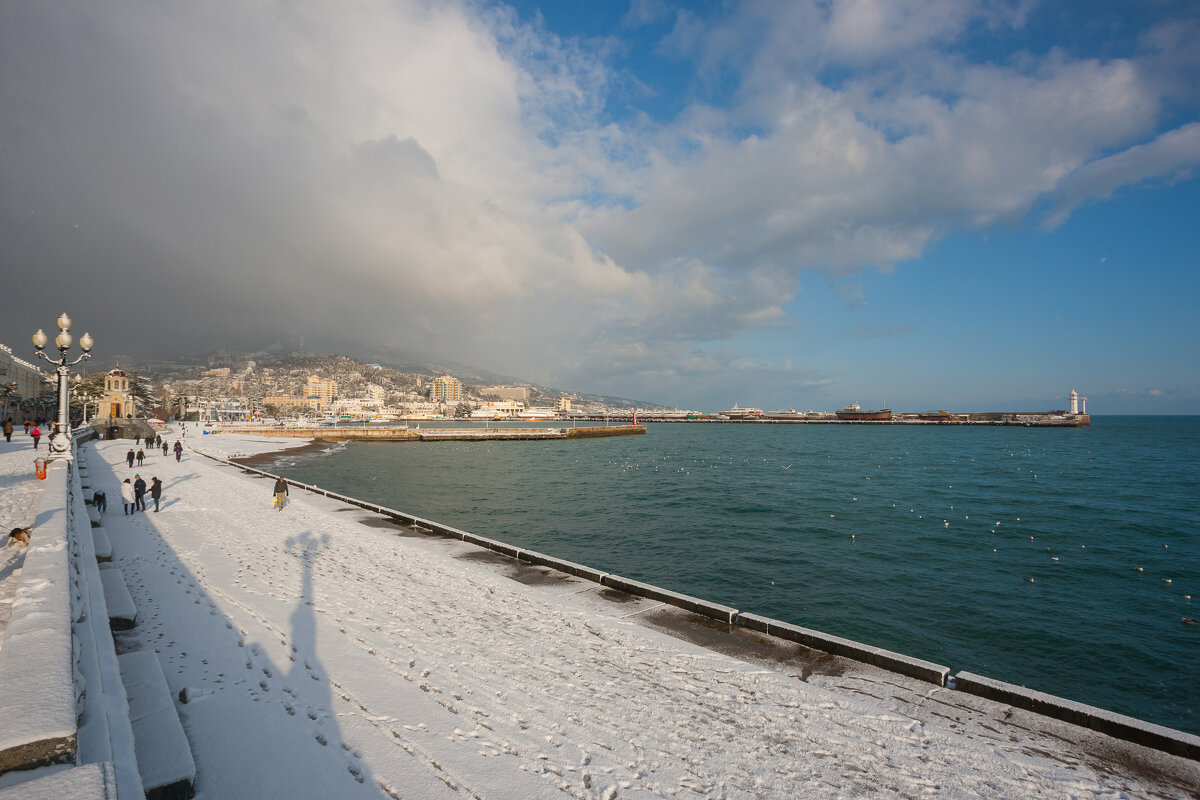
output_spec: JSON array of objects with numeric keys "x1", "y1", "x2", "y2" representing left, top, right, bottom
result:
[
  {"x1": 72, "y1": 373, "x2": 96, "y2": 424},
  {"x1": 32, "y1": 313, "x2": 93, "y2": 462}
]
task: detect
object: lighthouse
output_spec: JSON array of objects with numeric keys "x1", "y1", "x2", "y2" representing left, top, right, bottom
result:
[{"x1": 1069, "y1": 389, "x2": 1079, "y2": 415}]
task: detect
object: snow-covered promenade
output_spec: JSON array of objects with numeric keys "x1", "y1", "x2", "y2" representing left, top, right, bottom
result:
[{"x1": 2, "y1": 429, "x2": 1199, "y2": 798}]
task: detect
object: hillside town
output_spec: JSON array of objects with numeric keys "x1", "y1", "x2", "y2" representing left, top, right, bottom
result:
[
  {"x1": 4, "y1": 345, "x2": 1091, "y2": 428},
  {"x1": 2, "y1": 346, "x2": 650, "y2": 425}
]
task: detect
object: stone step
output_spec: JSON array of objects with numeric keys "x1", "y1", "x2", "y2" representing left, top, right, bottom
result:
[
  {"x1": 117, "y1": 650, "x2": 195, "y2": 797},
  {"x1": 98, "y1": 565, "x2": 135, "y2": 630}
]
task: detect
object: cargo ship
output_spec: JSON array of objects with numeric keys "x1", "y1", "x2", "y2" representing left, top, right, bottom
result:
[{"x1": 835, "y1": 403, "x2": 893, "y2": 421}]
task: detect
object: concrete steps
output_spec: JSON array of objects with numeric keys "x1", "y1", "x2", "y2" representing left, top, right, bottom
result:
[
  {"x1": 98, "y1": 564, "x2": 136, "y2": 630},
  {"x1": 118, "y1": 650, "x2": 196, "y2": 798}
]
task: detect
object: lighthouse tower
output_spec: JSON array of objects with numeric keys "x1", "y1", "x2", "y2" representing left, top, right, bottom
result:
[{"x1": 1069, "y1": 389, "x2": 1079, "y2": 415}]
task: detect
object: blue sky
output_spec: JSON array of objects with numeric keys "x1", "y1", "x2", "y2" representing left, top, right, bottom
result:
[{"x1": 1, "y1": 1, "x2": 1197, "y2": 412}]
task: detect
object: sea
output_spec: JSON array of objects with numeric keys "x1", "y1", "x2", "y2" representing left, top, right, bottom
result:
[{"x1": 259, "y1": 416, "x2": 1200, "y2": 736}]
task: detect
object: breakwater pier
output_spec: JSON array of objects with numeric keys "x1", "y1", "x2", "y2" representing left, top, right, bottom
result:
[
  {"x1": 204, "y1": 424, "x2": 646, "y2": 442},
  {"x1": 602, "y1": 412, "x2": 1091, "y2": 427}
]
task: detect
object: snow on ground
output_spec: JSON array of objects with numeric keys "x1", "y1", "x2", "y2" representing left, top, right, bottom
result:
[
  {"x1": 77, "y1": 430, "x2": 1197, "y2": 799},
  {"x1": 0, "y1": 433, "x2": 47, "y2": 647}
]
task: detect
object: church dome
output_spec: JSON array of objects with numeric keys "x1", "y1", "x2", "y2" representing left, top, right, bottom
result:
[{"x1": 108, "y1": 368, "x2": 128, "y2": 378}]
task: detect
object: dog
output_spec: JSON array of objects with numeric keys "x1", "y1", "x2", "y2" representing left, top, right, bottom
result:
[{"x1": 5, "y1": 527, "x2": 31, "y2": 547}]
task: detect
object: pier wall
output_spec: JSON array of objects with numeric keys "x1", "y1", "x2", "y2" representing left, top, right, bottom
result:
[{"x1": 195, "y1": 446, "x2": 1197, "y2": 761}]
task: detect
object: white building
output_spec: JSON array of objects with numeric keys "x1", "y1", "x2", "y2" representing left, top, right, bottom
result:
[
  {"x1": 1, "y1": 343, "x2": 50, "y2": 419},
  {"x1": 471, "y1": 400, "x2": 527, "y2": 418}
]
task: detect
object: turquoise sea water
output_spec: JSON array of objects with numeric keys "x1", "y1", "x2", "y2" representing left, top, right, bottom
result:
[{"x1": 266, "y1": 417, "x2": 1200, "y2": 735}]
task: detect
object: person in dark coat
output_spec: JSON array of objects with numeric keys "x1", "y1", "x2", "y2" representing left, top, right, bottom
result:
[
  {"x1": 273, "y1": 477, "x2": 288, "y2": 510},
  {"x1": 150, "y1": 477, "x2": 163, "y2": 512},
  {"x1": 126, "y1": 449, "x2": 136, "y2": 468},
  {"x1": 133, "y1": 475, "x2": 147, "y2": 512},
  {"x1": 3, "y1": 419, "x2": 12, "y2": 443},
  {"x1": 174, "y1": 441, "x2": 183, "y2": 462},
  {"x1": 92, "y1": 489, "x2": 107, "y2": 512},
  {"x1": 162, "y1": 440, "x2": 169, "y2": 456},
  {"x1": 136, "y1": 448, "x2": 145, "y2": 466}
]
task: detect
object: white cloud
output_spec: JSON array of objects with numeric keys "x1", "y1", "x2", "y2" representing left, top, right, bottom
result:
[{"x1": 1041, "y1": 122, "x2": 1200, "y2": 228}]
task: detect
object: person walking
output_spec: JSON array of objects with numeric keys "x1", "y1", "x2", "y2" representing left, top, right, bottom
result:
[
  {"x1": 133, "y1": 475, "x2": 147, "y2": 512},
  {"x1": 3, "y1": 419, "x2": 12, "y2": 443},
  {"x1": 136, "y1": 448, "x2": 145, "y2": 466},
  {"x1": 273, "y1": 477, "x2": 288, "y2": 511},
  {"x1": 30, "y1": 424, "x2": 41, "y2": 450},
  {"x1": 134, "y1": 433, "x2": 141, "y2": 446},
  {"x1": 93, "y1": 489, "x2": 107, "y2": 512},
  {"x1": 150, "y1": 477, "x2": 163, "y2": 512},
  {"x1": 23, "y1": 421, "x2": 30, "y2": 435},
  {"x1": 174, "y1": 441, "x2": 183, "y2": 462},
  {"x1": 120, "y1": 479, "x2": 135, "y2": 515},
  {"x1": 162, "y1": 440, "x2": 168, "y2": 456},
  {"x1": 126, "y1": 448, "x2": 135, "y2": 468},
  {"x1": 155, "y1": 434, "x2": 162, "y2": 448}
]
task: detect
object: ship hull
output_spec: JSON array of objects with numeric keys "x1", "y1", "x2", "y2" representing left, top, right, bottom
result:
[{"x1": 835, "y1": 409, "x2": 893, "y2": 420}]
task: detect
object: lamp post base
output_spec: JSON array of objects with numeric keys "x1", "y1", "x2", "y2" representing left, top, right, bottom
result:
[{"x1": 46, "y1": 430, "x2": 74, "y2": 463}]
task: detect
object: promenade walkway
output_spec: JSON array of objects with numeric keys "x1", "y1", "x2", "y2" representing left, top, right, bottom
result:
[{"x1": 39, "y1": 431, "x2": 1200, "y2": 798}]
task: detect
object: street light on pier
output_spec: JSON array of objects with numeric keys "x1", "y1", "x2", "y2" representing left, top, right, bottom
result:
[{"x1": 32, "y1": 313, "x2": 94, "y2": 463}]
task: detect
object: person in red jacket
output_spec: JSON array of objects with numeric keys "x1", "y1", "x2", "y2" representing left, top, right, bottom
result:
[{"x1": 30, "y1": 424, "x2": 41, "y2": 450}]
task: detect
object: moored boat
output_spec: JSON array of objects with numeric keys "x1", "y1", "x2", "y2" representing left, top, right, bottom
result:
[{"x1": 836, "y1": 403, "x2": 893, "y2": 421}]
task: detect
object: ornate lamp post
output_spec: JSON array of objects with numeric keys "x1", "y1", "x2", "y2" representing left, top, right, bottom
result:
[{"x1": 32, "y1": 313, "x2": 93, "y2": 463}]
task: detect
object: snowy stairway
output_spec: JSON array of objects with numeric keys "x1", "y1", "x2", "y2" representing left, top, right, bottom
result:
[
  {"x1": 117, "y1": 650, "x2": 195, "y2": 798},
  {"x1": 98, "y1": 564, "x2": 136, "y2": 630}
]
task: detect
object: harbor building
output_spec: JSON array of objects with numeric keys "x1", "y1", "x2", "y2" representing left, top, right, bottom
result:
[{"x1": 433, "y1": 373, "x2": 463, "y2": 403}]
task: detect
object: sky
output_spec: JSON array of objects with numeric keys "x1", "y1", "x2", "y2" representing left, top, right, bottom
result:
[{"x1": 1, "y1": 0, "x2": 1198, "y2": 413}]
